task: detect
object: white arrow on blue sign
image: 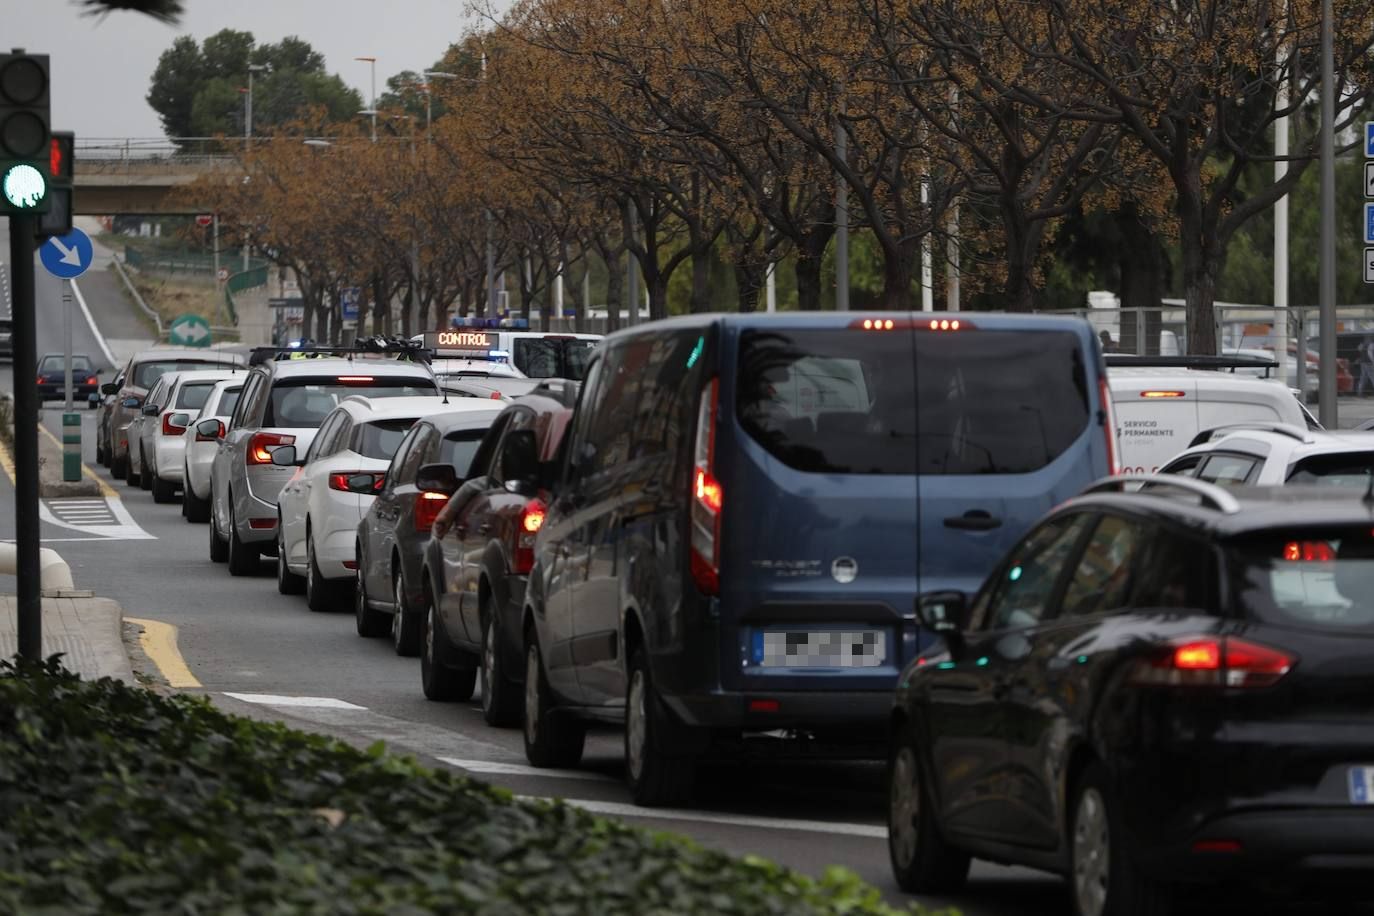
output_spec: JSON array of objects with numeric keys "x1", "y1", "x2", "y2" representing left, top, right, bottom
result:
[
  {"x1": 1367, "y1": 122, "x2": 1374, "y2": 158},
  {"x1": 38, "y1": 227, "x2": 94, "y2": 280},
  {"x1": 1366, "y1": 203, "x2": 1374, "y2": 244}
]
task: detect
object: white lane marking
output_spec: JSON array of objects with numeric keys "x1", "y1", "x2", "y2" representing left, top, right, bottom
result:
[
  {"x1": 520, "y1": 796, "x2": 886, "y2": 839},
  {"x1": 39, "y1": 497, "x2": 155, "y2": 540},
  {"x1": 438, "y1": 757, "x2": 613, "y2": 782},
  {"x1": 223, "y1": 693, "x2": 367, "y2": 710},
  {"x1": 2, "y1": 537, "x2": 134, "y2": 543},
  {"x1": 70, "y1": 277, "x2": 118, "y2": 367}
]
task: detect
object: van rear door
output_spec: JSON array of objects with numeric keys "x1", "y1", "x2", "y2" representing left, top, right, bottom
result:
[
  {"x1": 914, "y1": 320, "x2": 1105, "y2": 597},
  {"x1": 1110, "y1": 375, "x2": 1199, "y2": 474}
]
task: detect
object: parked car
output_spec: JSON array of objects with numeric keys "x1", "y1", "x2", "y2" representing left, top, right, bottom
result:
[
  {"x1": 209, "y1": 348, "x2": 438, "y2": 576},
  {"x1": 441, "y1": 377, "x2": 543, "y2": 402},
  {"x1": 1159, "y1": 422, "x2": 1374, "y2": 489},
  {"x1": 273, "y1": 395, "x2": 469, "y2": 612},
  {"x1": 520, "y1": 312, "x2": 1116, "y2": 805},
  {"x1": 420, "y1": 393, "x2": 573, "y2": 719},
  {"x1": 354, "y1": 401, "x2": 505, "y2": 656},
  {"x1": 887, "y1": 476, "x2": 1374, "y2": 916},
  {"x1": 131, "y1": 369, "x2": 241, "y2": 503},
  {"x1": 35, "y1": 353, "x2": 100, "y2": 403},
  {"x1": 103, "y1": 347, "x2": 246, "y2": 480},
  {"x1": 124, "y1": 373, "x2": 173, "y2": 491},
  {"x1": 95, "y1": 367, "x2": 126, "y2": 466},
  {"x1": 183, "y1": 378, "x2": 244, "y2": 522}
]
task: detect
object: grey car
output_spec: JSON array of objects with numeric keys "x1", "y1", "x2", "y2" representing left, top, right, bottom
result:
[
  {"x1": 209, "y1": 352, "x2": 439, "y2": 576},
  {"x1": 355, "y1": 404, "x2": 503, "y2": 655}
]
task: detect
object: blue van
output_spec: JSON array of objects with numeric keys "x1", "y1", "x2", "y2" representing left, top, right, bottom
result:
[{"x1": 519, "y1": 312, "x2": 1115, "y2": 805}]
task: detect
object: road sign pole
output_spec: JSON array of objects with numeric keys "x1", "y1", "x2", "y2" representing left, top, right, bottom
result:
[
  {"x1": 62, "y1": 279, "x2": 79, "y2": 482},
  {"x1": 10, "y1": 212, "x2": 42, "y2": 661},
  {"x1": 1318, "y1": 0, "x2": 1336, "y2": 429},
  {"x1": 63, "y1": 279, "x2": 72, "y2": 411}
]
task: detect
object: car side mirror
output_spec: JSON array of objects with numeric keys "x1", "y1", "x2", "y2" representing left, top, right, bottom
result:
[
  {"x1": 101, "y1": 382, "x2": 119, "y2": 395},
  {"x1": 917, "y1": 590, "x2": 968, "y2": 656},
  {"x1": 270, "y1": 445, "x2": 299, "y2": 467},
  {"x1": 122, "y1": 396, "x2": 142, "y2": 409},
  {"x1": 141, "y1": 403, "x2": 161, "y2": 417},
  {"x1": 416, "y1": 462, "x2": 460, "y2": 496},
  {"x1": 195, "y1": 418, "x2": 223, "y2": 439}
]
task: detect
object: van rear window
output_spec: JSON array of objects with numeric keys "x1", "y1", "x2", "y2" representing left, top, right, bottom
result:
[
  {"x1": 1231, "y1": 528, "x2": 1374, "y2": 632},
  {"x1": 737, "y1": 328, "x2": 1089, "y2": 475}
]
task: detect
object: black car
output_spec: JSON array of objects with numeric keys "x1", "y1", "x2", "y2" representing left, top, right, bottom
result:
[
  {"x1": 887, "y1": 476, "x2": 1374, "y2": 916},
  {"x1": 36, "y1": 353, "x2": 100, "y2": 403}
]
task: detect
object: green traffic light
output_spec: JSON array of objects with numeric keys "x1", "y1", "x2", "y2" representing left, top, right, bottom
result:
[{"x1": 2, "y1": 163, "x2": 46, "y2": 208}]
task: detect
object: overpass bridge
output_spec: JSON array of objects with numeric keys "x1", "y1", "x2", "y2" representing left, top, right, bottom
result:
[{"x1": 73, "y1": 138, "x2": 241, "y2": 215}]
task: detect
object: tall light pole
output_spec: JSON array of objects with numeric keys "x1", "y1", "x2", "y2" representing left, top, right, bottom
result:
[
  {"x1": 246, "y1": 64, "x2": 267, "y2": 139},
  {"x1": 480, "y1": 48, "x2": 498, "y2": 319},
  {"x1": 422, "y1": 70, "x2": 457, "y2": 138},
  {"x1": 355, "y1": 56, "x2": 377, "y2": 142},
  {"x1": 1318, "y1": 0, "x2": 1336, "y2": 427}
]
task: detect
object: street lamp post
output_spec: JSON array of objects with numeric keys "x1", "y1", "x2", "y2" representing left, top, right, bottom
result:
[
  {"x1": 246, "y1": 64, "x2": 267, "y2": 139},
  {"x1": 355, "y1": 56, "x2": 377, "y2": 142},
  {"x1": 422, "y1": 71, "x2": 457, "y2": 138}
]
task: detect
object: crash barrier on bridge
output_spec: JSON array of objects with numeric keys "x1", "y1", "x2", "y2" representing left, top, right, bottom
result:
[
  {"x1": 124, "y1": 246, "x2": 219, "y2": 277},
  {"x1": 224, "y1": 265, "x2": 269, "y2": 327}
]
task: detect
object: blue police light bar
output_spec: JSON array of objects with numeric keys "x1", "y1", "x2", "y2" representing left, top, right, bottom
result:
[{"x1": 449, "y1": 316, "x2": 530, "y2": 330}]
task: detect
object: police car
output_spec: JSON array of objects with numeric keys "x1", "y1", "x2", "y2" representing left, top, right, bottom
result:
[{"x1": 416, "y1": 318, "x2": 601, "y2": 382}]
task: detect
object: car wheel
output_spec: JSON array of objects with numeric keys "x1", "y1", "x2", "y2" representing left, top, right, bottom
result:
[
  {"x1": 225, "y1": 503, "x2": 258, "y2": 576},
  {"x1": 151, "y1": 468, "x2": 177, "y2": 503},
  {"x1": 391, "y1": 567, "x2": 422, "y2": 656},
  {"x1": 624, "y1": 644, "x2": 696, "y2": 806},
  {"x1": 480, "y1": 607, "x2": 521, "y2": 727},
  {"x1": 110, "y1": 448, "x2": 125, "y2": 477},
  {"x1": 276, "y1": 524, "x2": 305, "y2": 595},
  {"x1": 354, "y1": 554, "x2": 389, "y2": 637},
  {"x1": 183, "y1": 471, "x2": 211, "y2": 523},
  {"x1": 122, "y1": 452, "x2": 138, "y2": 487},
  {"x1": 1070, "y1": 762, "x2": 1171, "y2": 916},
  {"x1": 887, "y1": 722, "x2": 971, "y2": 893},
  {"x1": 208, "y1": 502, "x2": 228, "y2": 563},
  {"x1": 421, "y1": 591, "x2": 476, "y2": 701},
  {"x1": 139, "y1": 453, "x2": 153, "y2": 491},
  {"x1": 96, "y1": 440, "x2": 107, "y2": 466},
  {"x1": 304, "y1": 531, "x2": 335, "y2": 612},
  {"x1": 523, "y1": 631, "x2": 584, "y2": 768}
]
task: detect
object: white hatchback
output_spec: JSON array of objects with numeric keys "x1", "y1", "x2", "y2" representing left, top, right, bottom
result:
[
  {"x1": 137, "y1": 369, "x2": 242, "y2": 503},
  {"x1": 183, "y1": 377, "x2": 245, "y2": 523}
]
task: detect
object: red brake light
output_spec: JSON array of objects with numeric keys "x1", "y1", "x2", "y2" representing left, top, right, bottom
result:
[
  {"x1": 522, "y1": 503, "x2": 546, "y2": 533},
  {"x1": 1130, "y1": 637, "x2": 1294, "y2": 688},
  {"x1": 694, "y1": 468, "x2": 723, "y2": 513},
  {"x1": 161, "y1": 413, "x2": 187, "y2": 436},
  {"x1": 415, "y1": 490, "x2": 449, "y2": 532},
  {"x1": 1173, "y1": 641, "x2": 1221, "y2": 670},
  {"x1": 337, "y1": 376, "x2": 374, "y2": 383},
  {"x1": 690, "y1": 377, "x2": 721, "y2": 595},
  {"x1": 513, "y1": 496, "x2": 548, "y2": 574},
  {"x1": 490, "y1": 391, "x2": 503, "y2": 400},
  {"x1": 1139, "y1": 390, "x2": 1186, "y2": 399},
  {"x1": 247, "y1": 432, "x2": 295, "y2": 465},
  {"x1": 1283, "y1": 541, "x2": 1335, "y2": 562},
  {"x1": 86, "y1": 376, "x2": 98, "y2": 385}
]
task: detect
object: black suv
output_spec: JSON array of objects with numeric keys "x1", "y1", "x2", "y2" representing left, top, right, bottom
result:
[{"x1": 888, "y1": 476, "x2": 1374, "y2": 916}]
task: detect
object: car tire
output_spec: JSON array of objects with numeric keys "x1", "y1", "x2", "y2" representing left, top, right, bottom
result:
[
  {"x1": 151, "y1": 468, "x2": 177, "y2": 504},
  {"x1": 1069, "y1": 762, "x2": 1172, "y2": 916},
  {"x1": 304, "y1": 531, "x2": 335, "y2": 612},
  {"x1": 625, "y1": 644, "x2": 697, "y2": 806},
  {"x1": 209, "y1": 502, "x2": 229, "y2": 563},
  {"x1": 421, "y1": 590, "x2": 476, "y2": 701},
  {"x1": 354, "y1": 558, "x2": 389, "y2": 638},
  {"x1": 139, "y1": 454, "x2": 153, "y2": 491},
  {"x1": 480, "y1": 606, "x2": 521, "y2": 727},
  {"x1": 276, "y1": 524, "x2": 305, "y2": 595},
  {"x1": 391, "y1": 567, "x2": 422, "y2": 656},
  {"x1": 96, "y1": 440, "x2": 107, "y2": 466},
  {"x1": 523, "y1": 631, "x2": 585, "y2": 769},
  {"x1": 888, "y1": 722, "x2": 971, "y2": 894},
  {"x1": 122, "y1": 452, "x2": 138, "y2": 487},
  {"x1": 225, "y1": 503, "x2": 258, "y2": 576},
  {"x1": 183, "y1": 472, "x2": 211, "y2": 523}
]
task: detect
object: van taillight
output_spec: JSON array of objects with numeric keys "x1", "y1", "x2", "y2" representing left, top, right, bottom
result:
[
  {"x1": 414, "y1": 491, "x2": 449, "y2": 533},
  {"x1": 247, "y1": 432, "x2": 295, "y2": 465},
  {"x1": 1128, "y1": 637, "x2": 1295, "y2": 689},
  {"x1": 1098, "y1": 375, "x2": 1119, "y2": 475},
  {"x1": 513, "y1": 497, "x2": 547, "y2": 574},
  {"x1": 690, "y1": 378, "x2": 721, "y2": 596}
]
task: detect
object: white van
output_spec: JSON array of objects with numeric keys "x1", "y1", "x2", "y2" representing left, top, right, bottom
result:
[
  {"x1": 1108, "y1": 362, "x2": 1317, "y2": 474},
  {"x1": 417, "y1": 326, "x2": 601, "y2": 380}
]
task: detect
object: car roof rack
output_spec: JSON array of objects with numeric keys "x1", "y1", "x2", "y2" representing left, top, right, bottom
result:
[
  {"x1": 1106, "y1": 354, "x2": 1278, "y2": 372},
  {"x1": 1186, "y1": 422, "x2": 1314, "y2": 449},
  {"x1": 1082, "y1": 474, "x2": 1241, "y2": 515},
  {"x1": 248, "y1": 337, "x2": 430, "y2": 367}
]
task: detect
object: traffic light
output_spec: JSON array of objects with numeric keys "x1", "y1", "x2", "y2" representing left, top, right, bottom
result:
[
  {"x1": 36, "y1": 131, "x2": 73, "y2": 238},
  {"x1": 0, "y1": 51, "x2": 51, "y2": 214}
]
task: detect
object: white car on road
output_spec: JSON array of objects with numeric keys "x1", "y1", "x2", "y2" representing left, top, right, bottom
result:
[
  {"x1": 135, "y1": 369, "x2": 242, "y2": 503},
  {"x1": 183, "y1": 377, "x2": 245, "y2": 523}
]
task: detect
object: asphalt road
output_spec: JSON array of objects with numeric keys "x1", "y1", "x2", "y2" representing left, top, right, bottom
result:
[{"x1": 3, "y1": 226, "x2": 1371, "y2": 914}]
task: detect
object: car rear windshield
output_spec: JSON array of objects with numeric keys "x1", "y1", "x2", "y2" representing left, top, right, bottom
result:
[
  {"x1": 134, "y1": 360, "x2": 236, "y2": 390},
  {"x1": 1231, "y1": 527, "x2": 1374, "y2": 632},
  {"x1": 440, "y1": 429, "x2": 486, "y2": 476},
  {"x1": 356, "y1": 418, "x2": 418, "y2": 460},
  {"x1": 264, "y1": 377, "x2": 437, "y2": 429},
  {"x1": 736, "y1": 328, "x2": 1090, "y2": 474},
  {"x1": 40, "y1": 355, "x2": 94, "y2": 373},
  {"x1": 215, "y1": 388, "x2": 242, "y2": 418},
  {"x1": 175, "y1": 381, "x2": 217, "y2": 410},
  {"x1": 513, "y1": 338, "x2": 597, "y2": 380},
  {"x1": 1285, "y1": 453, "x2": 1374, "y2": 488}
]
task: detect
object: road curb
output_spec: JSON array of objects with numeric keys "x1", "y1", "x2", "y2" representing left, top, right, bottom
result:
[{"x1": 34, "y1": 423, "x2": 102, "y2": 498}]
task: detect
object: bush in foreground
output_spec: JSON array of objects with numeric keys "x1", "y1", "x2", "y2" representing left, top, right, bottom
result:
[{"x1": 0, "y1": 659, "x2": 947, "y2": 915}]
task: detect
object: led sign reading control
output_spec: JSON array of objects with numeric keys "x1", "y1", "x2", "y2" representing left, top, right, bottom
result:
[{"x1": 424, "y1": 330, "x2": 493, "y2": 351}]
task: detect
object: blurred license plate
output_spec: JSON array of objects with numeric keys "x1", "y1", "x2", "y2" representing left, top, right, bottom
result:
[
  {"x1": 753, "y1": 629, "x2": 886, "y2": 668},
  {"x1": 1348, "y1": 767, "x2": 1374, "y2": 804}
]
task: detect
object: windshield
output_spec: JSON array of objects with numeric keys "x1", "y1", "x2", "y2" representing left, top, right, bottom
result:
[
  {"x1": 440, "y1": 429, "x2": 487, "y2": 476},
  {"x1": 175, "y1": 381, "x2": 217, "y2": 410},
  {"x1": 356, "y1": 418, "x2": 418, "y2": 460},
  {"x1": 512, "y1": 338, "x2": 598, "y2": 380},
  {"x1": 1231, "y1": 527, "x2": 1374, "y2": 633},
  {"x1": 1285, "y1": 453, "x2": 1374, "y2": 488},
  {"x1": 264, "y1": 377, "x2": 438, "y2": 429},
  {"x1": 40, "y1": 355, "x2": 94, "y2": 374},
  {"x1": 134, "y1": 359, "x2": 236, "y2": 390},
  {"x1": 214, "y1": 387, "x2": 242, "y2": 419}
]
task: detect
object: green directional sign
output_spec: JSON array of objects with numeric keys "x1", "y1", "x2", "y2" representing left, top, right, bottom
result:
[{"x1": 168, "y1": 313, "x2": 212, "y2": 348}]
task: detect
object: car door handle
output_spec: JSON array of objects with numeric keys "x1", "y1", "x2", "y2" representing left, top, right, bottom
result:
[{"x1": 944, "y1": 511, "x2": 1002, "y2": 531}]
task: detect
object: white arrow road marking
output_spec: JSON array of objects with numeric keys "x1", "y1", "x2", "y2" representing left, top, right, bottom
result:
[
  {"x1": 39, "y1": 496, "x2": 154, "y2": 540},
  {"x1": 50, "y1": 237, "x2": 83, "y2": 267},
  {"x1": 439, "y1": 758, "x2": 613, "y2": 782},
  {"x1": 222, "y1": 693, "x2": 367, "y2": 709}
]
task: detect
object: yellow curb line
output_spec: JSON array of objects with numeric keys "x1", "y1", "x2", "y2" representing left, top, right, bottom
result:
[
  {"x1": 0, "y1": 437, "x2": 14, "y2": 486},
  {"x1": 125, "y1": 617, "x2": 202, "y2": 689},
  {"x1": 36, "y1": 422, "x2": 119, "y2": 499}
]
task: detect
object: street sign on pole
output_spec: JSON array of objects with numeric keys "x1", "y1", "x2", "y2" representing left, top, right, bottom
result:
[
  {"x1": 216, "y1": 266, "x2": 229, "y2": 283},
  {"x1": 1365, "y1": 203, "x2": 1374, "y2": 245},
  {"x1": 341, "y1": 286, "x2": 360, "y2": 322},
  {"x1": 168, "y1": 313, "x2": 212, "y2": 347},
  {"x1": 195, "y1": 214, "x2": 213, "y2": 227},
  {"x1": 1365, "y1": 247, "x2": 1374, "y2": 284},
  {"x1": 1366, "y1": 122, "x2": 1374, "y2": 158},
  {"x1": 1366, "y1": 162, "x2": 1374, "y2": 199},
  {"x1": 37, "y1": 226, "x2": 91, "y2": 280}
]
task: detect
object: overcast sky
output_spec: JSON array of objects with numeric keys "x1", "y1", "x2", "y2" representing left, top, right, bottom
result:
[{"x1": 5, "y1": 0, "x2": 500, "y2": 139}]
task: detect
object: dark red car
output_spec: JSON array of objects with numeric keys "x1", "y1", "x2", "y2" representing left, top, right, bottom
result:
[{"x1": 419, "y1": 392, "x2": 574, "y2": 723}]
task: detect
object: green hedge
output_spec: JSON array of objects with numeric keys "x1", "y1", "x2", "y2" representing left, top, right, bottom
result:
[{"x1": 0, "y1": 659, "x2": 945, "y2": 915}]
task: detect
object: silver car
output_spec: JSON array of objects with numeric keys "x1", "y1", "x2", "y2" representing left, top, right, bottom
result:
[
  {"x1": 136, "y1": 369, "x2": 241, "y2": 503},
  {"x1": 209, "y1": 351, "x2": 439, "y2": 575},
  {"x1": 183, "y1": 378, "x2": 244, "y2": 523}
]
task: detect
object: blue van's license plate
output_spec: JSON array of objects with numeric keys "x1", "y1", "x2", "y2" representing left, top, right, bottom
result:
[
  {"x1": 1348, "y1": 767, "x2": 1374, "y2": 804},
  {"x1": 753, "y1": 629, "x2": 886, "y2": 668}
]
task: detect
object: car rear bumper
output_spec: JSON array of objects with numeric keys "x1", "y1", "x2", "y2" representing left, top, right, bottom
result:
[
  {"x1": 662, "y1": 688, "x2": 891, "y2": 736},
  {"x1": 155, "y1": 440, "x2": 186, "y2": 479},
  {"x1": 234, "y1": 488, "x2": 281, "y2": 544},
  {"x1": 1142, "y1": 808, "x2": 1374, "y2": 881},
  {"x1": 38, "y1": 383, "x2": 98, "y2": 398}
]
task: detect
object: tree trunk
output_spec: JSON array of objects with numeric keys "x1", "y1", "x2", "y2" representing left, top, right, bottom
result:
[
  {"x1": 1115, "y1": 204, "x2": 1165, "y2": 355},
  {"x1": 458, "y1": 278, "x2": 473, "y2": 319},
  {"x1": 880, "y1": 242, "x2": 916, "y2": 311},
  {"x1": 647, "y1": 274, "x2": 669, "y2": 322},
  {"x1": 400, "y1": 282, "x2": 415, "y2": 338},
  {"x1": 795, "y1": 249, "x2": 823, "y2": 312},
  {"x1": 603, "y1": 245, "x2": 622, "y2": 334},
  {"x1": 1002, "y1": 210, "x2": 1040, "y2": 313},
  {"x1": 370, "y1": 273, "x2": 387, "y2": 336},
  {"x1": 691, "y1": 246, "x2": 713, "y2": 314}
]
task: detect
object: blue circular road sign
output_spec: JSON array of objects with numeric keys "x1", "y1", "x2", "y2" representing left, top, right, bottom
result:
[{"x1": 39, "y1": 227, "x2": 94, "y2": 280}]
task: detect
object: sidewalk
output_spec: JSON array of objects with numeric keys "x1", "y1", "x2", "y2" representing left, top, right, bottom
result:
[{"x1": 0, "y1": 594, "x2": 135, "y2": 683}]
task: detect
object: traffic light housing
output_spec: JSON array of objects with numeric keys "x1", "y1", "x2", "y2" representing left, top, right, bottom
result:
[
  {"x1": 36, "y1": 131, "x2": 73, "y2": 238},
  {"x1": 0, "y1": 51, "x2": 51, "y2": 215}
]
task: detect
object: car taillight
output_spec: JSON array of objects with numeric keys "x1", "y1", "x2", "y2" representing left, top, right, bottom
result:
[
  {"x1": 1128, "y1": 637, "x2": 1295, "y2": 689},
  {"x1": 86, "y1": 376, "x2": 98, "y2": 385},
  {"x1": 247, "y1": 432, "x2": 295, "y2": 465},
  {"x1": 1283, "y1": 540, "x2": 1335, "y2": 562},
  {"x1": 161, "y1": 413, "x2": 187, "y2": 436},
  {"x1": 689, "y1": 377, "x2": 721, "y2": 595},
  {"x1": 1098, "y1": 375, "x2": 1119, "y2": 475},
  {"x1": 195, "y1": 420, "x2": 225, "y2": 443},
  {"x1": 513, "y1": 497, "x2": 547, "y2": 575},
  {"x1": 414, "y1": 491, "x2": 449, "y2": 532}
]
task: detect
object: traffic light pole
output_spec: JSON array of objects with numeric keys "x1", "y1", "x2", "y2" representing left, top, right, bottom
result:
[{"x1": 9, "y1": 212, "x2": 41, "y2": 660}]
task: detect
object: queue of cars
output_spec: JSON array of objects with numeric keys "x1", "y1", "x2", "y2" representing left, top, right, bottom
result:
[{"x1": 102, "y1": 318, "x2": 1373, "y2": 915}]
